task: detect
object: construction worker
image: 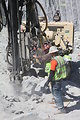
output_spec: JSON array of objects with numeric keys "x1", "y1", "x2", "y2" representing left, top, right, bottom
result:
[
  {"x1": 33, "y1": 41, "x2": 51, "y2": 66},
  {"x1": 44, "y1": 46, "x2": 69, "y2": 113}
]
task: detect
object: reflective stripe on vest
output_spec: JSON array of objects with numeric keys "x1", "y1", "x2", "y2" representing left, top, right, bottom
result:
[
  {"x1": 54, "y1": 56, "x2": 67, "y2": 81},
  {"x1": 45, "y1": 62, "x2": 51, "y2": 76}
]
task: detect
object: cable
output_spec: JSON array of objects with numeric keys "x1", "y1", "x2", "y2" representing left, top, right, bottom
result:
[{"x1": 36, "y1": 0, "x2": 48, "y2": 33}]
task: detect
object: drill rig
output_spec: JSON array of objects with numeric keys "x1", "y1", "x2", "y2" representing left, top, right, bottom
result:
[
  {"x1": 0, "y1": 0, "x2": 48, "y2": 81},
  {"x1": 0, "y1": 0, "x2": 74, "y2": 81}
]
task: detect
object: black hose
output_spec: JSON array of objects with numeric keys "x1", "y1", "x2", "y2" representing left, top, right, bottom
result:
[
  {"x1": 20, "y1": 0, "x2": 48, "y2": 33},
  {"x1": 36, "y1": 0, "x2": 48, "y2": 33}
]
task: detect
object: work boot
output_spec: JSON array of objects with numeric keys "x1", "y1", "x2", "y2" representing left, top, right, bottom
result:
[
  {"x1": 54, "y1": 107, "x2": 67, "y2": 115},
  {"x1": 59, "y1": 107, "x2": 67, "y2": 114}
]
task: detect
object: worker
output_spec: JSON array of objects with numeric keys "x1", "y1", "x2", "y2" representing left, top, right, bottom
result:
[
  {"x1": 44, "y1": 46, "x2": 69, "y2": 113},
  {"x1": 33, "y1": 41, "x2": 51, "y2": 66},
  {"x1": 42, "y1": 41, "x2": 51, "y2": 54},
  {"x1": 32, "y1": 41, "x2": 51, "y2": 77}
]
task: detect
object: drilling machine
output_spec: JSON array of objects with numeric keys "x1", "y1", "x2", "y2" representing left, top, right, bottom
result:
[
  {"x1": 0, "y1": 0, "x2": 48, "y2": 81},
  {"x1": 0, "y1": 0, "x2": 74, "y2": 81}
]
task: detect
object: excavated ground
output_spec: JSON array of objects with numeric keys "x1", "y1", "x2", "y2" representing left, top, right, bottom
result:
[{"x1": 0, "y1": 27, "x2": 80, "y2": 120}]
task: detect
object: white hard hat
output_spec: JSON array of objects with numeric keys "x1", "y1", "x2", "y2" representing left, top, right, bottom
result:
[{"x1": 49, "y1": 46, "x2": 58, "y2": 54}]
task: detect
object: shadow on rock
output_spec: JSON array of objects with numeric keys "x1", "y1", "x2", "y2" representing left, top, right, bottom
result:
[
  {"x1": 23, "y1": 67, "x2": 47, "y2": 78},
  {"x1": 66, "y1": 100, "x2": 80, "y2": 113},
  {"x1": 61, "y1": 61, "x2": 80, "y2": 113},
  {"x1": 69, "y1": 61, "x2": 80, "y2": 87},
  {"x1": 62, "y1": 80, "x2": 80, "y2": 113},
  {"x1": 23, "y1": 68, "x2": 38, "y2": 77}
]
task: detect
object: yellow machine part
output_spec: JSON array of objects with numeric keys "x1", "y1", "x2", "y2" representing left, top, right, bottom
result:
[{"x1": 40, "y1": 22, "x2": 74, "y2": 52}]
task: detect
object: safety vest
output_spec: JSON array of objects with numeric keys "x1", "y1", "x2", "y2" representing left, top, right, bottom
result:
[
  {"x1": 63, "y1": 55, "x2": 72, "y2": 62},
  {"x1": 54, "y1": 56, "x2": 67, "y2": 80},
  {"x1": 45, "y1": 62, "x2": 51, "y2": 76},
  {"x1": 45, "y1": 55, "x2": 71, "y2": 81}
]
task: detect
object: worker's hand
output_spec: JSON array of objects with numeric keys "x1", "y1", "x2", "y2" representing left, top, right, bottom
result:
[
  {"x1": 33, "y1": 55, "x2": 41, "y2": 64},
  {"x1": 33, "y1": 55, "x2": 37, "y2": 58}
]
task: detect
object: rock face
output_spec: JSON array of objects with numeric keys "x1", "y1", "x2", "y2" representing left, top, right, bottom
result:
[{"x1": 39, "y1": 0, "x2": 80, "y2": 31}]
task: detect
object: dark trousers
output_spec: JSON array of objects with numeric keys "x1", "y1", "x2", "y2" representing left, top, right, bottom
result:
[{"x1": 52, "y1": 80, "x2": 64, "y2": 109}]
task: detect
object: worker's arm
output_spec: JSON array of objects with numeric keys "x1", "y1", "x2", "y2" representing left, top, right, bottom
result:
[
  {"x1": 48, "y1": 70, "x2": 55, "y2": 82},
  {"x1": 33, "y1": 53, "x2": 51, "y2": 63},
  {"x1": 44, "y1": 59, "x2": 57, "y2": 87},
  {"x1": 44, "y1": 70, "x2": 55, "y2": 87},
  {"x1": 49, "y1": 59, "x2": 57, "y2": 81}
]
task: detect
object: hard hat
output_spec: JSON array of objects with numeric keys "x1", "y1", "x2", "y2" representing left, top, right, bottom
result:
[{"x1": 49, "y1": 46, "x2": 58, "y2": 54}]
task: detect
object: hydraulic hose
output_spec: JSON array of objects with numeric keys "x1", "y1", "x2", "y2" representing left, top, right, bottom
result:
[
  {"x1": 22, "y1": 0, "x2": 48, "y2": 33},
  {"x1": 36, "y1": 0, "x2": 48, "y2": 34}
]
